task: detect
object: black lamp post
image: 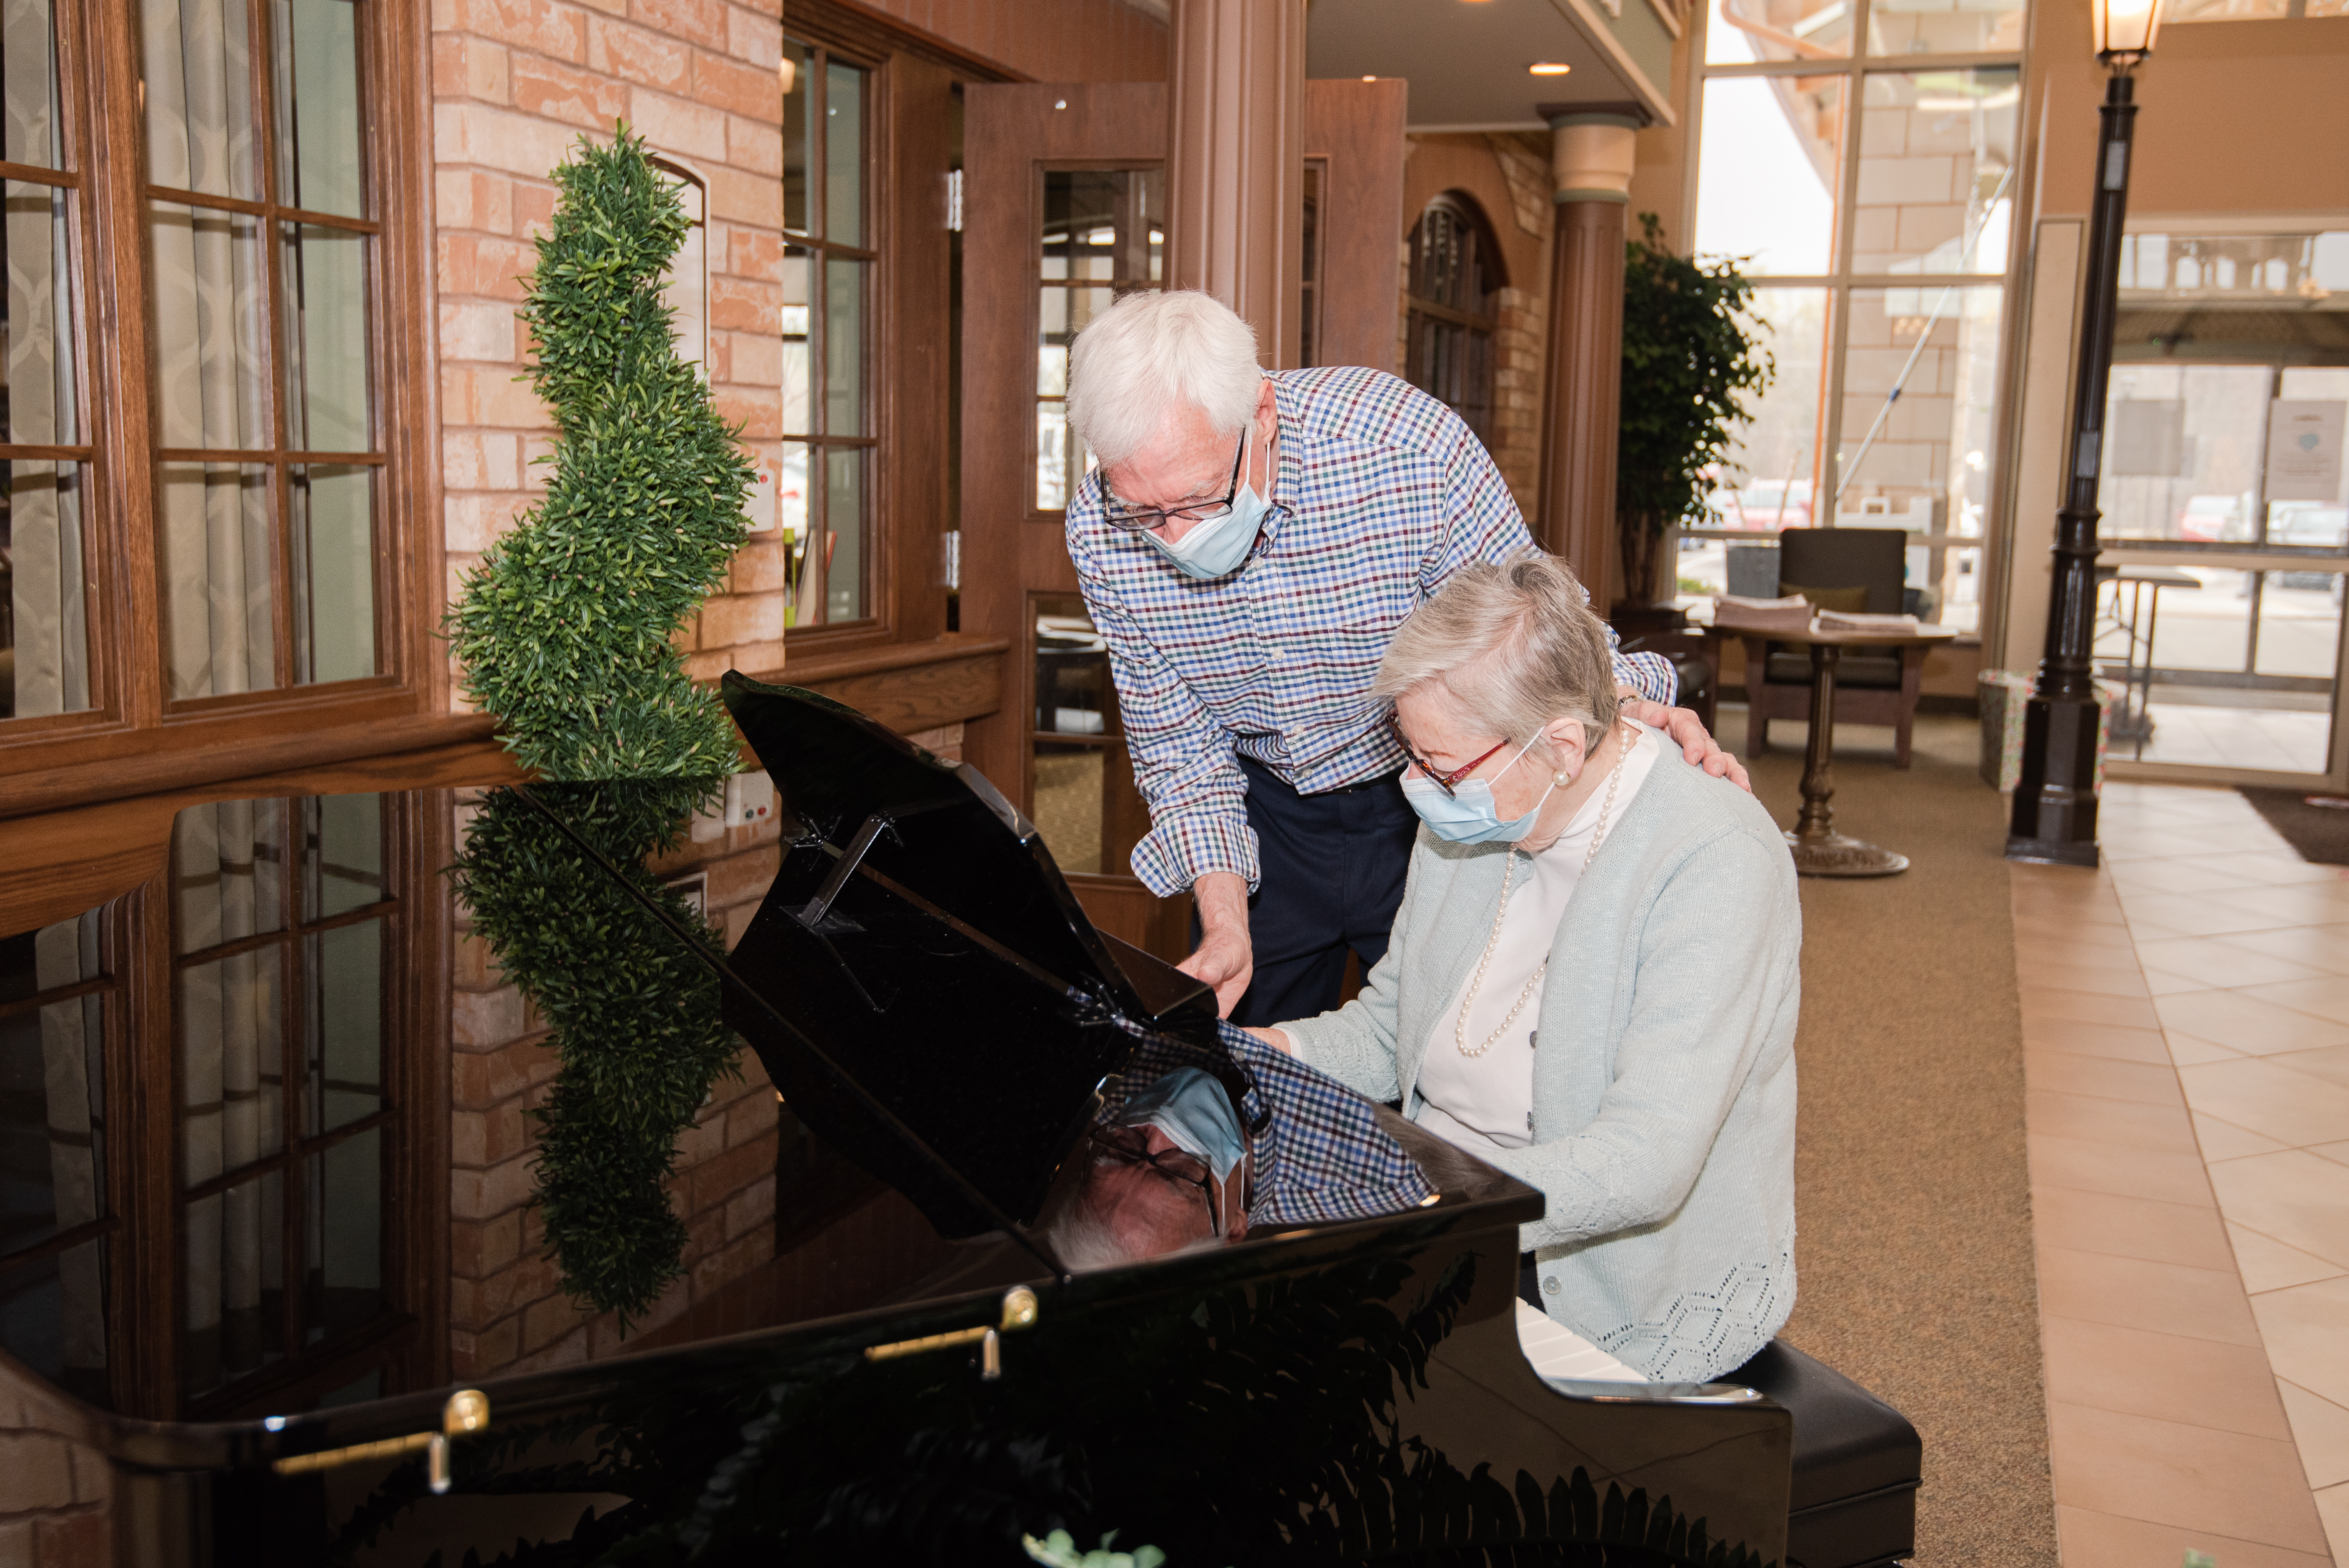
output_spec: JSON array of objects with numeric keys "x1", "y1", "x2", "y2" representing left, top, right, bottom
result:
[{"x1": 2006, "y1": 0, "x2": 2162, "y2": 866}]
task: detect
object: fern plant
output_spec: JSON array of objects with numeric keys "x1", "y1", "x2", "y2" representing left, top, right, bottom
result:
[{"x1": 447, "y1": 127, "x2": 756, "y2": 1323}]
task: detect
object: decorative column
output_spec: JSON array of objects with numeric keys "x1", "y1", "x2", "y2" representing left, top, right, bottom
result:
[
  {"x1": 1165, "y1": 0, "x2": 1305, "y2": 368},
  {"x1": 1535, "y1": 104, "x2": 1647, "y2": 610}
]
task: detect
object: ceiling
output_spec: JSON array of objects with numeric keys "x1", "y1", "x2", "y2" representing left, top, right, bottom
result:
[{"x1": 1305, "y1": 0, "x2": 1671, "y2": 132}]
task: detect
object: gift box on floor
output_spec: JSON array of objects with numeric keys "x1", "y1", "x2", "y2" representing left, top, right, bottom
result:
[{"x1": 1978, "y1": 670, "x2": 2123, "y2": 795}]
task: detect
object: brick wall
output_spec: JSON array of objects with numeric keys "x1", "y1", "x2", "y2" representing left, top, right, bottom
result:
[
  {"x1": 449, "y1": 795, "x2": 789, "y2": 1379},
  {"x1": 0, "y1": 1375, "x2": 110, "y2": 1565},
  {"x1": 433, "y1": 0, "x2": 795, "y2": 702}
]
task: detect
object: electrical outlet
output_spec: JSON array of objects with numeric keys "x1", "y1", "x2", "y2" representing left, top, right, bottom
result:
[{"x1": 725, "y1": 771, "x2": 776, "y2": 828}]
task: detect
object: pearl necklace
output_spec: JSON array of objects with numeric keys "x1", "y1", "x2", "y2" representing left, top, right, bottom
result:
[{"x1": 1453, "y1": 720, "x2": 1637, "y2": 1059}]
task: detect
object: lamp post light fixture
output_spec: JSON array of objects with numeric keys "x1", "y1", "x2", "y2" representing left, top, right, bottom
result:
[{"x1": 2006, "y1": 0, "x2": 2161, "y2": 866}]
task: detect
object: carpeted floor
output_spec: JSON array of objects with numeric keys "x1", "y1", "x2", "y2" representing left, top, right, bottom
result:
[
  {"x1": 1734, "y1": 708, "x2": 2058, "y2": 1568},
  {"x1": 2239, "y1": 785, "x2": 2349, "y2": 866}
]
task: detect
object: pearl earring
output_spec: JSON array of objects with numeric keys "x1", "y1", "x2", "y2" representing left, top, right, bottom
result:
[{"x1": 1554, "y1": 769, "x2": 1573, "y2": 787}]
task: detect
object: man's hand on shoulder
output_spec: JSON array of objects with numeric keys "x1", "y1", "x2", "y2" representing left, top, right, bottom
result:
[
  {"x1": 1619, "y1": 693, "x2": 1753, "y2": 793},
  {"x1": 1179, "y1": 870, "x2": 1254, "y2": 1017}
]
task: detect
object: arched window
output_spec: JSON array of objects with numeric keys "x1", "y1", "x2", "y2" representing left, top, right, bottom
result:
[{"x1": 1404, "y1": 195, "x2": 1506, "y2": 445}]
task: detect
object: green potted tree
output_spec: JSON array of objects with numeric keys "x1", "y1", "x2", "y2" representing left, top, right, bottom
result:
[
  {"x1": 446, "y1": 127, "x2": 757, "y2": 1323},
  {"x1": 1615, "y1": 214, "x2": 1774, "y2": 621}
]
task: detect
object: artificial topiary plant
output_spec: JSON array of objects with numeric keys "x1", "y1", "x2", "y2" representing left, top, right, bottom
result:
[
  {"x1": 447, "y1": 126, "x2": 757, "y2": 1323},
  {"x1": 1616, "y1": 212, "x2": 1774, "y2": 608}
]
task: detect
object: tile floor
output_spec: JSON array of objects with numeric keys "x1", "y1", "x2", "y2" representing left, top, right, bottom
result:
[
  {"x1": 2125, "y1": 703, "x2": 2334, "y2": 776},
  {"x1": 2018, "y1": 780, "x2": 2349, "y2": 1567}
]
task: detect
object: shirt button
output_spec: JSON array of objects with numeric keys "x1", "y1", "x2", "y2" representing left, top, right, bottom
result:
[
  {"x1": 1542, "y1": 1276, "x2": 1561, "y2": 1297},
  {"x1": 1528, "y1": 1030, "x2": 1538, "y2": 1049}
]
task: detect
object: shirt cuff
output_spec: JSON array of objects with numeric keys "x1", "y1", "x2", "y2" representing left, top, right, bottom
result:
[
  {"x1": 1129, "y1": 810, "x2": 1261, "y2": 897},
  {"x1": 1613, "y1": 649, "x2": 1678, "y2": 705}
]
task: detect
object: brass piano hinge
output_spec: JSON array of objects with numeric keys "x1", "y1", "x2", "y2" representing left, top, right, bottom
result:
[
  {"x1": 863, "y1": 1286, "x2": 1040, "y2": 1380},
  {"x1": 270, "y1": 1388, "x2": 491, "y2": 1495}
]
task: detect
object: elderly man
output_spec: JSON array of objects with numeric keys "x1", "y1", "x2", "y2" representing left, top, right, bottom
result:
[
  {"x1": 1041, "y1": 1025, "x2": 1434, "y2": 1267},
  {"x1": 1063, "y1": 290, "x2": 1743, "y2": 1026}
]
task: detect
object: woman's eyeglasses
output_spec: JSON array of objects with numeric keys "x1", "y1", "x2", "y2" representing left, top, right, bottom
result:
[
  {"x1": 1097, "y1": 428, "x2": 1249, "y2": 533},
  {"x1": 1384, "y1": 713, "x2": 1510, "y2": 799}
]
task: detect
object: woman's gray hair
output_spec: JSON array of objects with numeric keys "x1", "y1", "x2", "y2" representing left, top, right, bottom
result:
[
  {"x1": 1067, "y1": 290, "x2": 1263, "y2": 468},
  {"x1": 1373, "y1": 554, "x2": 1622, "y2": 749}
]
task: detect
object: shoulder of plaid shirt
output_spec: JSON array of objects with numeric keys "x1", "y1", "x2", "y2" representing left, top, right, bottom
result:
[{"x1": 1064, "y1": 365, "x2": 1677, "y2": 899}]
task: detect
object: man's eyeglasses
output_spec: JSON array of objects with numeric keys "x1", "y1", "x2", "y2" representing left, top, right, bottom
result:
[
  {"x1": 1088, "y1": 1124, "x2": 1226, "y2": 1237},
  {"x1": 1384, "y1": 713, "x2": 1510, "y2": 799},
  {"x1": 1098, "y1": 428, "x2": 1248, "y2": 534}
]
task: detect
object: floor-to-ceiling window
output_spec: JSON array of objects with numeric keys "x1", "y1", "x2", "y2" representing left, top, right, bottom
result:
[
  {"x1": 1681, "y1": 0, "x2": 2024, "y2": 636},
  {"x1": 2094, "y1": 228, "x2": 2349, "y2": 780}
]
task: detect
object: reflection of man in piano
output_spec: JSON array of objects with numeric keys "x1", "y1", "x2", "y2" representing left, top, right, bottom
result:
[
  {"x1": 1253, "y1": 556, "x2": 1801, "y2": 1383},
  {"x1": 1039, "y1": 1026, "x2": 1434, "y2": 1268}
]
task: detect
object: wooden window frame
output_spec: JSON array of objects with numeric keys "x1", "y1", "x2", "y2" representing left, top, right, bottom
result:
[
  {"x1": 781, "y1": 34, "x2": 882, "y2": 636},
  {"x1": 0, "y1": 1, "x2": 441, "y2": 794},
  {"x1": 771, "y1": 1, "x2": 966, "y2": 672},
  {"x1": 1404, "y1": 192, "x2": 1505, "y2": 448}
]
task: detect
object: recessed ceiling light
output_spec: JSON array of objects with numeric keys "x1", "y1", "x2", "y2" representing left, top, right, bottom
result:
[
  {"x1": 1362, "y1": 74, "x2": 1378, "y2": 81},
  {"x1": 1528, "y1": 62, "x2": 1572, "y2": 75}
]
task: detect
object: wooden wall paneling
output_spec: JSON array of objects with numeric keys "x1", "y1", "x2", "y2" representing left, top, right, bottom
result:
[
  {"x1": 0, "y1": 712, "x2": 503, "y2": 821},
  {"x1": 786, "y1": 636, "x2": 1009, "y2": 735},
  {"x1": 1302, "y1": 78, "x2": 1409, "y2": 375}
]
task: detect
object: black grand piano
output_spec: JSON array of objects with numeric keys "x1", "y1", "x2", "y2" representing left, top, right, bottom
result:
[{"x1": 0, "y1": 676, "x2": 1920, "y2": 1565}]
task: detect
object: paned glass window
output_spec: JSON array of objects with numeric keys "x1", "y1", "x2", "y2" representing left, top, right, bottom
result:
[
  {"x1": 780, "y1": 38, "x2": 875, "y2": 628},
  {"x1": 0, "y1": 0, "x2": 94, "y2": 724},
  {"x1": 0, "y1": 910, "x2": 115, "y2": 1407},
  {"x1": 143, "y1": 0, "x2": 381, "y2": 701},
  {"x1": 1036, "y1": 170, "x2": 1163, "y2": 512},
  {"x1": 171, "y1": 791, "x2": 394, "y2": 1405},
  {"x1": 1685, "y1": 0, "x2": 2022, "y2": 633},
  {"x1": 1404, "y1": 195, "x2": 1503, "y2": 446}
]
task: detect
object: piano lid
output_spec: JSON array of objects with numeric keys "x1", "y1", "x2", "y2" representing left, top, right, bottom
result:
[{"x1": 710, "y1": 673, "x2": 1232, "y2": 1242}]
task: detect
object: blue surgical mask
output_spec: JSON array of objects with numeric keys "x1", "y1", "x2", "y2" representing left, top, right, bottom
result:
[
  {"x1": 1398, "y1": 737, "x2": 1560, "y2": 844},
  {"x1": 1141, "y1": 431, "x2": 1271, "y2": 581},
  {"x1": 1117, "y1": 1067, "x2": 1247, "y2": 1182}
]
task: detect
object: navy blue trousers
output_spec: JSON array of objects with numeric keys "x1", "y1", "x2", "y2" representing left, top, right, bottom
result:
[{"x1": 1216, "y1": 757, "x2": 1421, "y2": 1028}]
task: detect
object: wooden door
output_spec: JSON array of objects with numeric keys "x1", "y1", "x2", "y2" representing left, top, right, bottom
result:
[
  {"x1": 960, "y1": 83, "x2": 1183, "y2": 958},
  {"x1": 958, "y1": 81, "x2": 1407, "y2": 962}
]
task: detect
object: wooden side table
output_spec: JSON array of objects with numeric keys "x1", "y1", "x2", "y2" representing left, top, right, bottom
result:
[{"x1": 1717, "y1": 621, "x2": 1963, "y2": 877}]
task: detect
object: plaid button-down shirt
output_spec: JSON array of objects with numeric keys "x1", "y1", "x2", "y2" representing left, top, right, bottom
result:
[{"x1": 1067, "y1": 366, "x2": 1677, "y2": 897}]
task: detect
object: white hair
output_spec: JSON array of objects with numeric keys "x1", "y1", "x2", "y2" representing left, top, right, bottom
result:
[
  {"x1": 1372, "y1": 554, "x2": 1621, "y2": 750},
  {"x1": 1066, "y1": 290, "x2": 1264, "y2": 468}
]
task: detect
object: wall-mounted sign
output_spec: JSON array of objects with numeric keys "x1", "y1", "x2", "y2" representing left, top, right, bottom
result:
[{"x1": 2266, "y1": 401, "x2": 2346, "y2": 502}]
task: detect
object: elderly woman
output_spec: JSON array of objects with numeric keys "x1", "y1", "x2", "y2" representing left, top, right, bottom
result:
[{"x1": 1255, "y1": 555, "x2": 1799, "y2": 1382}]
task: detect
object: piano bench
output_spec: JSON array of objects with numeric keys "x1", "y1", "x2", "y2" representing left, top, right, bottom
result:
[{"x1": 1725, "y1": 1340, "x2": 1921, "y2": 1568}]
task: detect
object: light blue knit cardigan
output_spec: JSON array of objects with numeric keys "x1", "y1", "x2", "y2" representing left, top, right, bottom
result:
[{"x1": 1282, "y1": 746, "x2": 1800, "y2": 1381}]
